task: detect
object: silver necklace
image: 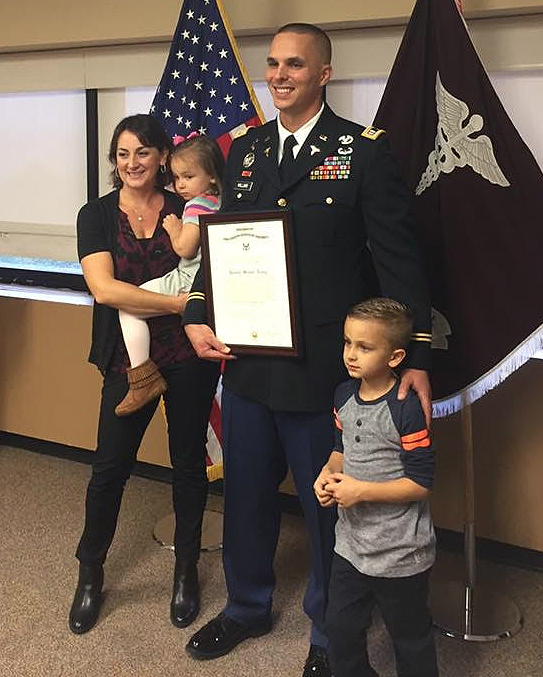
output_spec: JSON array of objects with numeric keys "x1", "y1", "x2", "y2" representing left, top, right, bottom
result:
[{"x1": 121, "y1": 202, "x2": 147, "y2": 222}]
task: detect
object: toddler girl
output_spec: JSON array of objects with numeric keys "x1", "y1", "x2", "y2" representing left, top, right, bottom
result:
[{"x1": 115, "y1": 134, "x2": 224, "y2": 416}]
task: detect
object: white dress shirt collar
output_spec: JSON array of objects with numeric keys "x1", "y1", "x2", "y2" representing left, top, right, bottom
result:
[{"x1": 277, "y1": 103, "x2": 325, "y2": 163}]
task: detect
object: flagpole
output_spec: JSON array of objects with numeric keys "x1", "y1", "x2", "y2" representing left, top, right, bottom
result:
[
  {"x1": 461, "y1": 400, "x2": 475, "y2": 632},
  {"x1": 430, "y1": 400, "x2": 522, "y2": 641},
  {"x1": 153, "y1": 506, "x2": 223, "y2": 553},
  {"x1": 150, "y1": 0, "x2": 266, "y2": 553},
  {"x1": 413, "y1": 0, "x2": 523, "y2": 642},
  {"x1": 215, "y1": 0, "x2": 266, "y2": 124},
  {"x1": 153, "y1": 398, "x2": 224, "y2": 552}
]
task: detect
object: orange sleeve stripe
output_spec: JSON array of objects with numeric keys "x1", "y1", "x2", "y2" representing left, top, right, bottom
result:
[
  {"x1": 403, "y1": 437, "x2": 431, "y2": 451},
  {"x1": 401, "y1": 429, "x2": 429, "y2": 443},
  {"x1": 333, "y1": 408, "x2": 342, "y2": 431}
]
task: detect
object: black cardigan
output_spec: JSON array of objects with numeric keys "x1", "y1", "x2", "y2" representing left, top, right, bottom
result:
[{"x1": 76, "y1": 189, "x2": 184, "y2": 374}]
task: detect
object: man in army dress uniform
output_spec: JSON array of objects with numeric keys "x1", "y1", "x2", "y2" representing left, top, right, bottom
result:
[{"x1": 183, "y1": 23, "x2": 433, "y2": 677}]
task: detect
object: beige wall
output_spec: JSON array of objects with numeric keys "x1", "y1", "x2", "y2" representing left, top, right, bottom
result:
[
  {"x1": 2, "y1": 14, "x2": 543, "y2": 95},
  {"x1": 0, "y1": 297, "x2": 168, "y2": 465},
  {"x1": 1, "y1": 296, "x2": 543, "y2": 552},
  {"x1": 1, "y1": 0, "x2": 543, "y2": 52}
]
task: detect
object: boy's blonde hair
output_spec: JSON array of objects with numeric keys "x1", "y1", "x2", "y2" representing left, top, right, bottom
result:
[{"x1": 347, "y1": 298, "x2": 413, "y2": 349}]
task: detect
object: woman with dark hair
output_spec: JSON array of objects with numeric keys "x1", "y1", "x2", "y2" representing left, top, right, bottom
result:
[{"x1": 69, "y1": 114, "x2": 219, "y2": 634}]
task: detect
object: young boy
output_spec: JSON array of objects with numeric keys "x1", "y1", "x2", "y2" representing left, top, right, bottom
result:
[{"x1": 314, "y1": 298, "x2": 438, "y2": 677}]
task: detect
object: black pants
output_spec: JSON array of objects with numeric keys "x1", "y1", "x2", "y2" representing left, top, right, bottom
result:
[
  {"x1": 76, "y1": 358, "x2": 220, "y2": 565},
  {"x1": 325, "y1": 554, "x2": 439, "y2": 677}
]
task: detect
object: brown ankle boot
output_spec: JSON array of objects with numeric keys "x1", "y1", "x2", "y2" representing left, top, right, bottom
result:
[{"x1": 114, "y1": 358, "x2": 167, "y2": 417}]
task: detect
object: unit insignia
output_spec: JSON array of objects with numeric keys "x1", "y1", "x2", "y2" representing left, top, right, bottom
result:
[
  {"x1": 361, "y1": 126, "x2": 385, "y2": 140},
  {"x1": 242, "y1": 153, "x2": 255, "y2": 168}
]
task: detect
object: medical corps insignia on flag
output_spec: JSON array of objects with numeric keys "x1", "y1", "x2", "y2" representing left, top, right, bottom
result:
[
  {"x1": 416, "y1": 72, "x2": 510, "y2": 195},
  {"x1": 374, "y1": 0, "x2": 543, "y2": 415}
]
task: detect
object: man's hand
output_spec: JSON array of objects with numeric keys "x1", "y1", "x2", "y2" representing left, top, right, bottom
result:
[
  {"x1": 184, "y1": 324, "x2": 236, "y2": 362},
  {"x1": 313, "y1": 465, "x2": 337, "y2": 507},
  {"x1": 398, "y1": 368, "x2": 432, "y2": 428},
  {"x1": 325, "y1": 473, "x2": 364, "y2": 509}
]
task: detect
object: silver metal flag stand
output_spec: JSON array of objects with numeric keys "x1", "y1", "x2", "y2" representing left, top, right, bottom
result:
[
  {"x1": 153, "y1": 506, "x2": 223, "y2": 553},
  {"x1": 430, "y1": 399, "x2": 522, "y2": 641},
  {"x1": 153, "y1": 399, "x2": 223, "y2": 552}
]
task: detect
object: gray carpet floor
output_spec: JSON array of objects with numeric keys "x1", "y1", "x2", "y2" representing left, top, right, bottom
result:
[{"x1": 1, "y1": 445, "x2": 542, "y2": 677}]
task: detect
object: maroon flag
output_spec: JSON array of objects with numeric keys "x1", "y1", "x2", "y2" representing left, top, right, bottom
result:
[{"x1": 374, "y1": 0, "x2": 543, "y2": 415}]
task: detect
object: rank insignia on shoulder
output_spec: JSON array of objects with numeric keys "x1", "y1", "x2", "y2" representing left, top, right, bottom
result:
[
  {"x1": 233, "y1": 128, "x2": 248, "y2": 139},
  {"x1": 361, "y1": 126, "x2": 385, "y2": 140}
]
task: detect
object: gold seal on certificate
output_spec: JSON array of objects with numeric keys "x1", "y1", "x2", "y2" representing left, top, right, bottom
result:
[{"x1": 199, "y1": 210, "x2": 301, "y2": 356}]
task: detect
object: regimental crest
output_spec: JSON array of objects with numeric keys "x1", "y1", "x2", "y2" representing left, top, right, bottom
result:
[
  {"x1": 431, "y1": 308, "x2": 452, "y2": 350},
  {"x1": 243, "y1": 152, "x2": 255, "y2": 168},
  {"x1": 416, "y1": 72, "x2": 510, "y2": 196}
]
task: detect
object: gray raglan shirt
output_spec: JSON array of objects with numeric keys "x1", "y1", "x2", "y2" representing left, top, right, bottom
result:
[{"x1": 333, "y1": 379, "x2": 436, "y2": 578}]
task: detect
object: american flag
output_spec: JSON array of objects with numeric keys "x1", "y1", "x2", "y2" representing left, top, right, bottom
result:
[
  {"x1": 151, "y1": 0, "x2": 265, "y2": 477},
  {"x1": 150, "y1": 0, "x2": 265, "y2": 157}
]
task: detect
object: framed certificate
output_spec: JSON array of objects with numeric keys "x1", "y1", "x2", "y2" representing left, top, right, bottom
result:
[{"x1": 199, "y1": 209, "x2": 301, "y2": 356}]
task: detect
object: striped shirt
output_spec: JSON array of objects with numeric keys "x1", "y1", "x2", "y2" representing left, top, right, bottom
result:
[{"x1": 183, "y1": 193, "x2": 220, "y2": 225}]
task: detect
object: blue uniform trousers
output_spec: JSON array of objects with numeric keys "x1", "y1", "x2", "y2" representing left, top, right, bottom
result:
[{"x1": 221, "y1": 387, "x2": 337, "y2": 647}]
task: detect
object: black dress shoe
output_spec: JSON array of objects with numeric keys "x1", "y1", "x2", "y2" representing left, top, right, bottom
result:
[
  {"x1": 302, "y1": 644, "x2": 332, "y2": 677},
  {"x1": 170, "y1": 560, "x2": 200, "y2": 628},
  {"x1": 186, "y1": 612, "x2": 272, "y2": 660},
  {"x1": 69, "y1": 563, "x2": 104, "y2": 634}
]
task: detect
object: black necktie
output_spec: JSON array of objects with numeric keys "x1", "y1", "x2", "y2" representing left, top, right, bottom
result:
[{"x1": 279, "y1": 134, "x2": 297, "y2": 183}]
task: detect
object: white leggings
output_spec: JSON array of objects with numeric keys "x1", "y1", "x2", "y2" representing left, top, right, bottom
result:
[{"x1": 118, "y1": 277, "x2": 171, "y2": 368}]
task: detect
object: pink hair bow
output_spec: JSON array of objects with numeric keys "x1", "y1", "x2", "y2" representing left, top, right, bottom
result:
[{"x1": 173, "y1": 131, "x2": 199, "y2": 146}]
